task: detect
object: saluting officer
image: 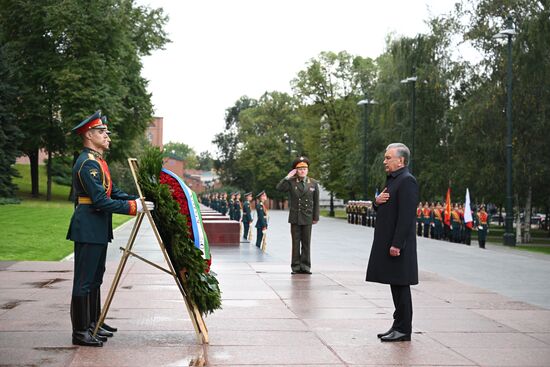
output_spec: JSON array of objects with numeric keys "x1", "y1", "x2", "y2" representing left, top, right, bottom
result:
[
  {"x1": 242, "y1": 192, "x2": 253, "y2": 240},
  {"x1": 255, "y1": 190, "x2": 268, "y2": 248},
  {"x1": 66, "y1": 111, "x2": 154, "y2": 347},
  {"x1": 276, "y1": 156, "x2": 320, "y2": 275}
]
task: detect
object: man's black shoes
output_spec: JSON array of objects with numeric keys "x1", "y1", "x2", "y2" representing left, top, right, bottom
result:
[
  {"x1": 380, "y1": 330, "x2": 411, "y2": 342},
  {"x1": 291, "y1": 269, "x2": 312, "y2": 275},
  {"x1": 377, "y1": 328, "x2": 393, "y2": 338}
]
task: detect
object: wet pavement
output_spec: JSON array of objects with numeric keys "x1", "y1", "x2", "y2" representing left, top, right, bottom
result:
[{"x1": 1, "y1": 209, "x2": 550, "y2": 366}]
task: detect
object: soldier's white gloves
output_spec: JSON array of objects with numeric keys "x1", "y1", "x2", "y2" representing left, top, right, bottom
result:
[
  {"x1": 136, "y1": 200, "x2": 155, "y2": 213},
  {"x1": 262, "y1": 228, "x2": 267, "y2": 235}
]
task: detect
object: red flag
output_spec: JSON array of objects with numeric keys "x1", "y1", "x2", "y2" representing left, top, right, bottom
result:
[{"x1": 444, "y1": 187, "x2": 452, "y2": 225}]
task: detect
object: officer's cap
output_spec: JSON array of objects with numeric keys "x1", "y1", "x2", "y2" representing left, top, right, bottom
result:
[
  {"x1": 292, "y1": 156, "x2": 310, "y2": 169},
  {"x1": 244, "y1": 192, "x2": 253, "y2": 197},
  {"x1": 256, "y1": 190, "x2": 266, "y2": 198},
  {"x1": 72, "y1": 110, "x2": 108, "y2": 135}
]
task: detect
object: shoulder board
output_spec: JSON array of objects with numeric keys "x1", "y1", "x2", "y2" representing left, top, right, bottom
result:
[{"x1": 87, "y1": 153, "x2": 96, "y2": 161}]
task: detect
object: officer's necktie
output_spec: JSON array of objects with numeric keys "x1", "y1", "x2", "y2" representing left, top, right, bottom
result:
[{"x1": 301, "y1": 180, "x2": 306, "y2": 190}]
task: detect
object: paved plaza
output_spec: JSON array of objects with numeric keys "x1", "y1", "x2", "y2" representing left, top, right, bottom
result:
[{"x1": 1, "y1": 209, "x2": 550, "y2": 366}]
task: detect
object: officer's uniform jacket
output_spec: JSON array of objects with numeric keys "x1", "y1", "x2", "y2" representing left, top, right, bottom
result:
[
  {"x1": 255, "y1": 201, "x2": 268, "y2": 229},
  {"x1": 66, "y1": 148, "x2": 137, "y2": 244},
  {"x1": 276, "y1": 176, "x2": 320, "y2": 225},
  {"x1": 233, "y1": 200, "x2": 242, "y2": 221},
  {"x1": 243, "y1": 201, "x2": 253, "y2": 223}
]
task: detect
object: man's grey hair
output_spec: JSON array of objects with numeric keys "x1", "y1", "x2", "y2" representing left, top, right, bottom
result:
[{"x1": 386, "y1": 143, "x2": 410, "y2": 166}]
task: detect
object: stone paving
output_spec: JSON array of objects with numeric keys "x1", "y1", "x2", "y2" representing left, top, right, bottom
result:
[{"x1": 1, "y1": 209, "x2": 550, "y2": 366}]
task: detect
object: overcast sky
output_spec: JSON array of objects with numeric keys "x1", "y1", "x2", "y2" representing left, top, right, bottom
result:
[{"x1": 137, "y1": 0, "x2": 462, "y2": 155}]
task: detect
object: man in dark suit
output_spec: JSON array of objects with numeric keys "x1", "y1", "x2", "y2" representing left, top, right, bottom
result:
[
  {"x1": 366, "y1": 143, "x2": 419, "y2": 342},
  {"x1": 66, "y1": 111, "x2": 154, "y2": 347},
  {"x1": 276, "y1": 156, "x2": 320, "y2": 274}
]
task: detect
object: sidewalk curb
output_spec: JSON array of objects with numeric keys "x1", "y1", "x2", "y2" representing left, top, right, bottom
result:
[{"x1": 60, "y1": 217, "x2": 137, "y2": 262}]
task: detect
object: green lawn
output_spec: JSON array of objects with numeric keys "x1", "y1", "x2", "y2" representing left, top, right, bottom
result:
[{"x1": 0, "y1": 164, "x2": 132, "y2": 261}]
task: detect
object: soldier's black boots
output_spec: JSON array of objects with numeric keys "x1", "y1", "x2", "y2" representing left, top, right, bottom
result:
[
  {"x1": 71, "y1": 296, "x2": 103, "y2": 347},
  {"x1": 89, "y1": 289, "x2": 114, "y2": 338}
]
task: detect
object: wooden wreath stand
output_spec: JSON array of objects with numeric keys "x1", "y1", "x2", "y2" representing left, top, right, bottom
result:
[{"x1": 92, "y1": 158, "x2": 209, "y2": 344}]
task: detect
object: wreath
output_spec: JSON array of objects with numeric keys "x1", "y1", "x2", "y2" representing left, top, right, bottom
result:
[{"x1": 138, "y1": 147, "x2": 221, "y2": 315}]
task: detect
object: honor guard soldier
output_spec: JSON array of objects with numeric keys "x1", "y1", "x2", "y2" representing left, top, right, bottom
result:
[
  {"x1": 432, "y1": 202, "x2": 444, "y2": 240},
  {"x1": 233, "y1": 192, "x2": 242, "y2": 222},
  {"x1": 276, "y1": 156, "x2": 320, "y2": 274},
  {"x1": 450, "y1": 203, "x2": 461, "y2": 243},
  {"x1": 476, "y1": 205, "x2": 489, "y2": 248},
  {"x1": 242, "y1": 192, "x2": 253, "y2": 240},
  {"x1": 422, "y1": 202, "x2": 431, "y2": 237},
  {"x1": 212, "y1": 193, "x2": 220, "y2": 212},
  {"x1": 202, "y1": 193, "x2": 210, "y2": 207},
  {"x1": 66, "y1": 111, "x2": 154, "y2": 347},
  {"x1": 360, "y1": 201, "x2": 368, "y2": 226},
  {"x1": 219, "y1": 192, "x2": 228, "y2": 215},
  {"x1": 228, "y1": 192, "x2": 235, "y2": 220},
  {"x1": 255, "y1": 190, "x2": 268, "y2": 248},
  {"x1": 416, "y1": 203, "x2": 423, "y2": 236}
]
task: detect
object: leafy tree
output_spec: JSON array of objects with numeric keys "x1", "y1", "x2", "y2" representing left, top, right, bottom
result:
[
  {"x1": 0, "y1": 0, "x2": 169, "y2": 199},
  {"x1": 163, "y1": 141, "x2": 197, "y2": 169},
  {"x1": 292, "y1": 51, "x2": 377, "y2": 211},
  {"x1": 237, "y1": 92, "x2": 303, "y2": 203},
  {"x1": 213, "y1": 96, "x2": 257, "y2": 185},
  {"x1": 197, "y1": 151, "x2": 214, "y2": 171},
  {"x1": 450, "y1": 0, "x2": 550, "y2": 241},
  {"x1": 0, "y1": 46, "x2": 23, "y2": 200}
]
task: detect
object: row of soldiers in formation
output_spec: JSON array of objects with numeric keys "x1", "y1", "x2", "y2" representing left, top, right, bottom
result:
[
  {"x1": 346, "y1": 201, "x2": 490, "y2": 248},
  {"x1": 201, "y1": 191, "x2": 269, "y2": 248}
]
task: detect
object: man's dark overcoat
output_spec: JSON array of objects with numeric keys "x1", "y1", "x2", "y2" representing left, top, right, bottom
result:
[{"x1": 366, "y1": 167, "x2": 419, "y2": 285}]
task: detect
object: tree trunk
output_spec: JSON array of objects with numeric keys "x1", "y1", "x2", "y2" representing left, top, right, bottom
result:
[
  {"x1": 29, "y1": 150, "x2": 39, "y2": 198},
  {"x1": 46, "y1": 150, "x2": 52, "y2": 201},
  {"x1": 522, "y1": 186, "x2": 532, "y2": 243},
  {"x1": 515, "y1": 195, "x2": 521, "y2": 244},
  {"x1": 329, "y1": 192, "x2": 335, "y2": 217},
  {"x1": 68, "y1": 151, "x2": 78, "y2": 202}
]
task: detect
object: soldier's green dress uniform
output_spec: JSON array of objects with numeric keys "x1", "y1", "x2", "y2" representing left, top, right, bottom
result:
[
  {"x1": 202, "y1": 195, "x2": 210, "y2": 207},
  {"x1": 255, "y1": 191, "x2": 268, "y2": 248},
  {"x1": 433, "y1": 206, "x2": 443, "y2": 240},
  {"x1": 233, "y1": 195, "x2": 242, "y2": 222},
  {"x1": 219, "y1": 195, "x2": 228, "y2": 215},
  {"x1": 242, "y1": 193, "x2": 253, "y2": 240},
  {"x1": 276, "y1": 156, "x2": 320, "y2": 274},
  {"x1": 66, "y1": 111, "x2": 138, "y2": 347},
  {"x1": 211, "y1": 195, "x2": 219, "y2": 212},
  {"x1": 450, "y1": 207, "x2": 461, "y2": 243}
]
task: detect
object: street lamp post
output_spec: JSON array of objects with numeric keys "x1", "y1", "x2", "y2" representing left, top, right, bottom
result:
[
  {"x1": 357, "y1": 96, "x2": 377, "y2": 199},
  {"x1": 494, "y1": 16, "x2": 516, "y2": 246},
  {"x1": 401, "y1": 71, "x2": 417, "y2": 173}
]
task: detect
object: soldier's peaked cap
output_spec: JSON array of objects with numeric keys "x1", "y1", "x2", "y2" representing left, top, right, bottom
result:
[
  {"x1": 256, "y1": 190, "x2": 266, "y2": 198},
  {"x1": 292, "y1": 156, "x2": 309, "y2": 169},
  {"x1": 244, "y1": 192, "x2": 253, "y2": 197},
  {"x1": 72, "y1": 110, "x2": 107, "y2": 135}
]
